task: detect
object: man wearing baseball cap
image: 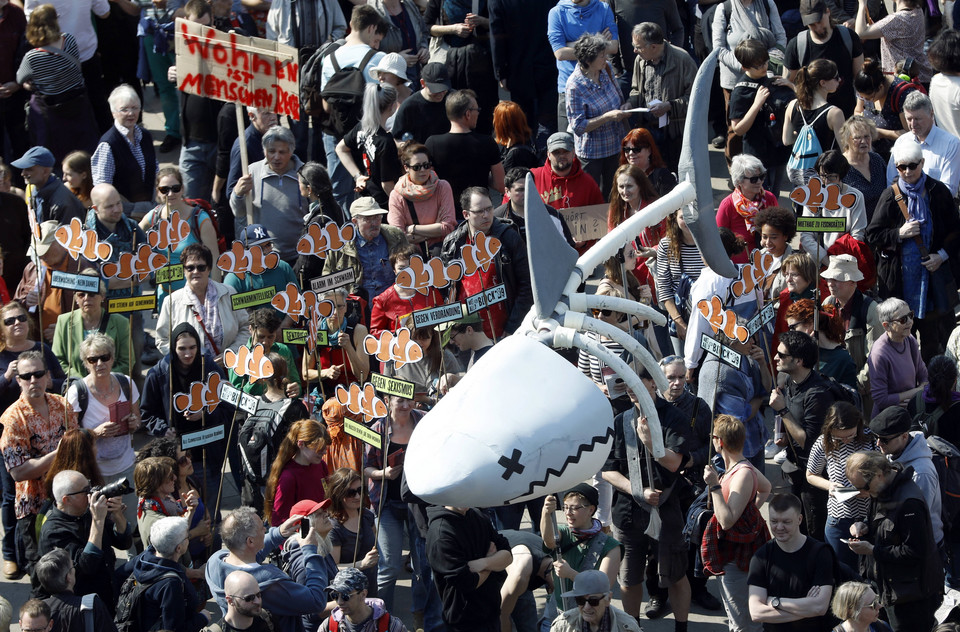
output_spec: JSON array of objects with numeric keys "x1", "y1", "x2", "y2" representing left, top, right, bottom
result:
[
  {"x1": 530, "y1": 132, "x2": 603, "y2": 216},
  {"x1": 318, "y1": 568, "x2": 406, "y2": 632},
  {"x1": 12, "y1": 147, "x2": 86, "y2": 225},
  {"x1": 550, "y1": 570, "x2": 641, "y2": 632},
  {"x1": 223, "y1": 224, "x2": 297, "y2": 300},
  {"x1": 393, "y1": 63, "x2": 452, "y2": 144}
]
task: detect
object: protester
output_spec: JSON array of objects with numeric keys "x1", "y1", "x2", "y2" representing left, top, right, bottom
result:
[
  {"x1": 51, "y1": 271, "x2": 130, "y2": 378},
  {"x1": 716, "y1": 153, "x2": 779, "y2": 263},
  {"x1": 91, "y1": 84, "x2": 157, "y2": 203},
  {"x1": 783, "y1": 59, "x2": 846, "y2": 186},
  {"x1": 11, "y1": 147, "x2": 85, "y2": 225},
  {"x1": 549, "y1": 570, "x2": 642, "y2": 632},
  {"x1": 656, "y1": 210, "x2": 706, "y2": 354},
  {"x1": 220, "y1": 570, "x2": 273, "y2": 632},
  {"x1": 798, "y1": 150, "x2": 868, "y2": 267},
  {"x1": 264, "y1": 419, "x2": 331, "y2": 527},
  {"x1": 830, "y1": 581, "x2": 892, "y2": 632},
  {"x1": 867, "y1": 297, "x2": 928, "y2": 418},
  {"x1": 854, "y1": 0, "x2": 932, "y2": 84},
  {"x1": 62, "y1": 151, "x2": 93, "y2": 208},
  {"x1": 852, "y1": 59, "x2": 916, "y2": 157},
  {"x1": 370, "y1": 246, "x2": 445, "y2": 337},
  {"x1": 754, "y1": 206, "x2": 796, "y2": 299},
  {"x1": 884, "y1": 92, "x2": 960, "y2": 197},
  {"x1": 618, "y1": 129, "x2": 677, "y2": 198},
  {"x1": 309, "y1": 288, "x2": 370, "y2": 390},
  {"x1": 785, "y1": 299, "x2": 858, "y2": 388},
  {"x1": 387, "y1": 144, "x2": 457, "y2": 258},
  {"x1": 840, "y1": 115, "x2": 887, "y2": 220},
  {"x1": 493, "y1": 101, "x2": 539, "y2": 172},
  {"x1": 327, "y1": 468, "x2": 378, "y2": 594},
  {"x1": 928, "y1": 28, "x2": 960, "y2": 139},
  {"x1": 35, "y1": 548, "x2": 117, "y2": 632},
  {"x1": 337, "y1": 83, "x2": 403, "y2": 208},
  {"x1": 318, "y1": 567, "x2": 407, "y2": 632}
]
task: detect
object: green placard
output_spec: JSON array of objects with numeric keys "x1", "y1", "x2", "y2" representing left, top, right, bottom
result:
[
  {"x1": 796, "y1": 217, "x2": 847, "y2": 233},
  {"x1": 345, "y1": 418, "x2": 382, "y2": 447},
  {"x1": 281, "y1": 329, "x2": 328, "y2": 346},
  {"x1": 231, "y1": 286, "x2": 276, "y2": 310},
  {"x1": 108, "y1": 294, "x2": 157, "y2": 313},
  {"x1": 156, "y1": 264, "x2": 184, "y2": 284},
  {"x1": 370, "y1": 372, "x2": 416, "y2": 399}
]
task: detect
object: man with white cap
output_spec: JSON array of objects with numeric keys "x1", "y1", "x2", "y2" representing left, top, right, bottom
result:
[
  {"x1": 12, "y1": 147, "x2": 86, "y2": 225},
  {"x1": 322, "y1": 197, "x2": 409, "y2": 303},
  {"x1": 549, "y1": 570, "x2": 641, "y2": 632},
  {"x1": 318, "y1": 567, "x2": 407, "y2": 632},
  {"x1": 822, "y1": 253, "x2": 881, "y2": 412}
]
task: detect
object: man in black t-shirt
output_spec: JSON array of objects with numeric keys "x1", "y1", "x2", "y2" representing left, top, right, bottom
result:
[
  {"x1": 747, "y1": 493, "x2": 835, "y2": 632},
  {"x1": 425, "y1": 89, "x2": 505, "y2": 211},
  {"x1": 222, "y1": 570, "x2": 273, "y2": 632},
  {"x1": 393, "y1": 63, "x2": 452, "y2": 144},
  {"x1": 783, "y1": 0, "x2": 863, "y2": 117}
]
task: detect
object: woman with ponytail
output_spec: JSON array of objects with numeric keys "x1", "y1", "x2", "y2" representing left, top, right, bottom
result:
[
  {"x1": 853, "y1": 57, "x2": 917, "y2": 151},
  {"x1": 337, "y1": 83, "x2": 404, "y2": 207},
  {"x1": 783, "y1": 59, "x2": 846, "y2": 185},
  {"x1": 264, "y1": 419, "x2": 331, "y2": 527}
]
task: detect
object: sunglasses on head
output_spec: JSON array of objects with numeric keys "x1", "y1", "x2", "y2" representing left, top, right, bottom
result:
[
  {"x1": 3, "y1": 313, "x2": 28, "y2": 326},
  {"x1": 86, "y1": 354, "x2": 112, "y2": 365},
  {"x1": 575, "y1": 596, "x2": 605, "y2": 607},
  {"x1": 18, "y1": 370, "x2": 46, "y2": 381},
  {"x1": 896, "y1": 162, "x2": 920, "y2": 172},
  {"x1": 158, "y1": 184, "x2": 183, "y2": 194},
  {"x1": 184, "y1": 264, "x2": 208, "y2": 272},
  {"x1": 407, "y1": 162, "x2": 432, "y2": 171},
  {"x1": 230, "y1": 592, "x2": 261, "y2": 603},
  {"x1": 744, "y1": 174, "x2": 765, "y2": 184}
]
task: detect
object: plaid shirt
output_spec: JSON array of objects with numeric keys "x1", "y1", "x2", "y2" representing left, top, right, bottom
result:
[
  {"x1": 565, "y1": 62, "x2": 627, "y2": 160},
  {"x1": 700, "y1": 500, "x2": 770, "y2": 575}
]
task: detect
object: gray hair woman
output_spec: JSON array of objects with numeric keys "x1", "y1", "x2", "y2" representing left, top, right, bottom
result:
[
  {"x1": 868, "y1": 297, "x2": 928, "y2": 418},
  {"x1": 717, "y1": 153, "x2": 777, "y2": 260},
  {"x1": 840, "y1": 115, "x2": 885, "y2": 220},
  {"x1": 336, "y1": 82, "x2": 402, "y2": 208},
  {"x1": 565, "y1": 34, "x2": 631, "y2": 200}
]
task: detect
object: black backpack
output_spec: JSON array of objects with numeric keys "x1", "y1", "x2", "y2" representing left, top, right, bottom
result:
[
  {"x1": 300, "y1": 44, "x2": 330, "y2": 117},
  {"x1": 318, "y1": 44, "x2": 378, "y2": 138},
  {"x1": 62, "y1": 373, "x2": 132, "y2": 425},
  {"x1": 114, "y1": 571, "x2": 181, "y2": 632},
  {"x1": 926, "y1": 435, "x2": 960, "y2": 533},
  {"x1": 238, "y1": 398, "x2": 308, "y2": 485},
  {"x1": 823, "y1": 374, "x2": 862, "y2": 411}
]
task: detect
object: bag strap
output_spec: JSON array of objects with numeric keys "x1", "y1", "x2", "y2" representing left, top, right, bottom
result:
[
  {"x1": 81, "y1": 593, "x2": 96, "y2": 632},
  {"x1": 404, "y1": 198, "x2": 429, "y2": 257},
  {"x1": 39, "y1": 41, "x2": 82, "y2": 70},
  {"x1": 358, "y1": 47, "x2": 378, "y2": 77},
  {"x1": 891, "y1": 182, "x2": 928, "y2": 257}
]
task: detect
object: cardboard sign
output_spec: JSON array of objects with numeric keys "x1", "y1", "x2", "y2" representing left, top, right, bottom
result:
[
  {"x1": 155, "y1": 264, "x2": 185, "y2": 285},
  {"x1": 796, "y1": 216, "x2": 848, "y2": 233},
  {"x1": 146, "y1": 210, "x2": 190, "y2": 251},
  {"x1": 223, "y1": 343, "x2": 274, "y2": 383},
  {"x1": 697, "y1": 296, "x2": 749, "y2": 343},
  {"x1": 310, "y1": 268, "x2": 356, "y2": 293},
  {"x1": 412, "y1": 303, "x2": 464, "y2": 328},
  {"x1": 51, "y1": 271, "x2": 101, "y2": 293},
  {"x1": 558, "y1": 204, "x2": 609, "y2": 242},
  {"x1": 746, "y1": 301, "x2": 777, "y2": 336},
  {"x1": 272, "y1": 283, "x2": 334, "y2": 320},
  {"x1": 218, "y1": 382, "x2": 260, "y2": 415},
  {"x1": 231, "y1": 287, "x2": 277, "y2": 310},
  {"x1": 337, "y1": 382, "x2": 387, "y2": 423},
  {"x1": 732, "y1": 250, "x2": 775, "y2": 297},
  {"x1": 370, "y1": 372, "x2": 416, "y2": 400},
  {"x1": 54, "y1": 218, "x2": 113, "y2": 262},
  {"x1": 396, "y1": 255, "x2": 464, "y2": 296},
  {"x1": 174, "y1": 373, "x2": 223, "y2": 414},
  {"x1": 101, "y1": 244, "x2": 168, "y2": 281},
  {"x1": 108, "y1": 294, "x2": 157, "y2": 313},
  {"x1": 297, "y1": 221, "x2": 355, "y2": 258},
  {"x1": 217, "y1": 241, "x2": 280, "y2": 280},
  {"x1": 465, "y1": 284, "x2": 507, "y2": 315},
  {"x1": 460, "y1": 232, "x2": 501, "y2": 275},
  {"x1": 790, "y1": 176, "x2": 858, "y2": 211},
  {"x1": 281, "y1": 328, "x2": 328, "y2": 346},
  {"x1": 700, "y1": 333, "x2": 743, "y2": 370},
  {"x1": 362, "y1": 327, "x2": 423, "y2": 369},
  {"x1": 345, "y1": 418, "x2": 382, "y2": 448},
  {"x1": 174, "y1": 18, "x2": 300, "y2": 119},
  {"x1": 181, "y1": 424, "x2": 226, "y2": 449}
]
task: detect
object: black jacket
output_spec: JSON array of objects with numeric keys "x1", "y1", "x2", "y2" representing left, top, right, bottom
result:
[
  {"x1": 131, "y1": 547, "x2": 207, "y2": 632},
  {"x1": 439, "y1": 217, "x2": 532, "y2": 335},
  {"x1": 45, "y1": 592, "x2": 117, "y2": 632},
  {"x1": 487, "y1": 0, "x2": 557, "y2": 85}
]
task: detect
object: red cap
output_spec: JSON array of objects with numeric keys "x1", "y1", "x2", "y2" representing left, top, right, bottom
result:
[{"x1": 290, "y1": 498, "x2": 332, "y2": 518}]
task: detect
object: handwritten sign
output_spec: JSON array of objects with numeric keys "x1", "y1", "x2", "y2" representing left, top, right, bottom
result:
[
  {"x1": 345, "y1": 418, "x2": 382, "y2": 448},
  {"x1": 310, "y1": 268, "x2": 356, "y2": 293},
  {"x1": 218, "y1": 382, "x2": 260, "y2": 415},
  {"x1": 558, "y1": 204, "x2": 608, "y2": 242},
  {"x1": 797, "y1": 217, "x2": 848, "y2": 233},
  {"x1": 51, "y1": 271, "x2": 101, "y2": 293},
  {"x1": 108, "y1": 294, "x2": 157, "y2": 313},
  {"x1": 231, "y1": 287, "x2": 277, "y2": 310},
  {"x1": 282, "y1": 328, "x2": 328, "y2": 346},
  {"x1": 370, "y1": 372, "x2": 416, "y2": 400},
  {"x1": 181, "y1": 424, "x2": 225, "y2": 450},
  {"x1": 465, "y1": 284, "x2": 507, "y2": 315},
  {"x1": 174, "y1": 18, "x2": 300, "y2": 119},
  {"x1": 746, "y1": 301, "x2": 777, "y2": 336},
  {"x1": 700, "y1": 333, "x2": 743, "y2": 370},
  {"x1": 156, "y1": 264, "x2": 184, "y2": 285},
  {"x1": 412, "y1": 303, "x2": 464, "y2": 328}
]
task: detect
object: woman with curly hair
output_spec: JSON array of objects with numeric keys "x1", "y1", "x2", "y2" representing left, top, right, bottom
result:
[
  {"x1": 618, "y1": 128, "x2": 677, "y2": 197},
  {"x1": 785, "y1": 299, "x2": 858, "y2": 388},
  {"x1": 264, "y1": 419, "x2": 330, "y2": 527},
  {"x1": 493, "y1": 101, "x2": 539, "y2": 172},
  {"x1": 754, "y1": 206, "x2": 796, "y2": 300},
  {"x1": 327, "y1": 468, "x2": 378, "y2": 593},
  {"x1": 43, "y1": 428, "x2": 104, "y2": 499}
]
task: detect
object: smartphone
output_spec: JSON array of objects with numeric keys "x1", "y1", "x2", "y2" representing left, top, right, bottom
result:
[
  {"x1": 839, "y1": 538, "x2": 850, "y2": 544},
  {"x1": 299, "y1": 518, "x2": 310, "y2": 538}
]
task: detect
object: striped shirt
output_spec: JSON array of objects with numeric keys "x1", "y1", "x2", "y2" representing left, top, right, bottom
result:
[
  {"x1": 806, "y1": 433, "x2": 878, "y2": 519},
  {"x1": 16, "y1": 34, "x2": 85, "y2": 96},
  {"x1": 577, "y1": 330, "x2": 631, "y2": 402},
  {"x1": 655, "y1": 237, "x2": 705, "y2": 305},
  {"x1": 92, "y1": 122, "x2": 151, "y2": 185}
]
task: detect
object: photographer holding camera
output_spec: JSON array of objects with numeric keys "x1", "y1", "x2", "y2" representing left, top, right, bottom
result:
[{"x1": 38, "y1": 469, "x2": 133, "y2": 610}]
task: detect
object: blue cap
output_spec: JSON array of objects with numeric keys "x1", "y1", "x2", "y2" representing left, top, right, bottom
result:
[
  {"x1": 242, "y1": 224, "x2": 272, "y2": 247},
  {"x1": 12, "y1": 146, "x2": 55, "y2": 169}
]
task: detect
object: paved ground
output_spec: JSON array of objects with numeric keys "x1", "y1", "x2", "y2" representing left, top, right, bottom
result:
[{"x1": 0, "y1": 86, "x2": 791, "y2": 630}]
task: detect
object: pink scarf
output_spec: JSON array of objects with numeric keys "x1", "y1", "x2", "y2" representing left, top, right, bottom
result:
[
  {"x1": 395, "y1": 171, "x2": 440, "y2": 202},
  {"x1": 732, "y1": 188, "x2": 768, "y2": 233}
]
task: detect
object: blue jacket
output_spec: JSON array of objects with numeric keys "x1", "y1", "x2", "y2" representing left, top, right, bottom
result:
[
  {"x1": 142, "y1": 351, "x2": 229, "y2": 437},
  {"x1": 280, "y1": 538, "x2": 340, "y2": 632},
  {"x1": 546, "y1": 0, "x2": 618, "y2": 92},
  {"x1": 131, "y1": 547, "x2": 207, "y2": 632}
]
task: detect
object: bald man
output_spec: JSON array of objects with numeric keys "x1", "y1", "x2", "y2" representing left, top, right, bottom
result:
[{"x1": 223, "y1": 570, "x2": 271, "y2": 632}]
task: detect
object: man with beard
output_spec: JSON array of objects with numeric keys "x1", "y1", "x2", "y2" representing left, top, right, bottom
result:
[
  {"x1": 222, "y1": 570, "x2": 273, "y2": 632},
  {"x1": 530, "y1": 133, "x2": 603, "y2": 215}
]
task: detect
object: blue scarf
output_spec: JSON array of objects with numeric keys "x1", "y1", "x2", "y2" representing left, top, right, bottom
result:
[{"x1": 899, "y1": 174, "x2": 932, "y2": 317}]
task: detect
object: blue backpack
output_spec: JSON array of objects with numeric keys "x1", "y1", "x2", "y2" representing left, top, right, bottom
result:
[{"x1": 787, "y1": 106, "x2": 831, "y2": 174}]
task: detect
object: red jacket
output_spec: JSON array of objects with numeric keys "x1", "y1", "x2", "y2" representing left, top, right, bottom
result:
[{"x1": 531, "y1": 156, "x2": 604, "y2": 210}]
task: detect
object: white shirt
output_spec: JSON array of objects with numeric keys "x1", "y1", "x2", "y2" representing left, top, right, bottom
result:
[
  {"x1": 319, "y1": 44, "x2": 384, "y2": 90},
  {"x1": 24, "y1": 0, "x2": 111, "y2": 61},
  {"x1": 930, "y1": 74, "x2": 960, "y2": 141},
  {"x1": 886, "y1": 124, "x2": 960, "y2": 196}
]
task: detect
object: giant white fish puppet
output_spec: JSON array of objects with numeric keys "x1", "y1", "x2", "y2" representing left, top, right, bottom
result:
[{"x1": 405, "y1": 50, "x2": 736, "y2": 508}]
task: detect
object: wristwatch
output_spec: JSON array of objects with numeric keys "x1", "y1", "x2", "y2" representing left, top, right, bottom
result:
[{"x1": 771, "y1": 596, "x2": 782, "y2": 610}]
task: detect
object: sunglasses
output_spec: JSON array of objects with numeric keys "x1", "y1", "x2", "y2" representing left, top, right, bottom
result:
[
  {"x1": 892, "y1": 311, "x2": 914, "y2": 325},
  {"x1": 3, "y1": 313, "x2": 28, "y2": 326},
  {"x1": 230, "y1": 592, "x2": 261, "y2": 603},
  {"x1": 64, "y1": 486, "x2": 91, "y2": 497},
  {"x1": 575, "y1": 596, "x2": 605, "y2": 607},
  {"x1": 329, "y1": 591, "x2": 358, "y2": 602},
  {"x1": 407, "y1": 162, "x2": 432, "y2": 171},
  {"x1": 623, "y1": 146, "x2": 645, "y2": 154},
  {"x1": 184, "y1": 264, "x2": 208, "y2": 272},
  {"x1": 896, "y1": 162, "x2": 920, "y2": 172},
  {"x1": 86, "y1": 354, "x2": 112, "y2": 365},
  {"x1": 158, "y1": 184, "x2": 183, "y2": 194},
  {"x1": 877, "y1": 435, "x2": 902, "y2": 445},
  {"x1": 345, "y1": 486, "x2": 363, "y2": 498},
  {"x1": 744, "y1": 174, "x2": 765, "y2": 184},
  {"x1": 18, "y1": 370, "x2": 47, "y2": 381},
  {"x1": 178, "y1": 455, "x2": 192, "y2": 466}
]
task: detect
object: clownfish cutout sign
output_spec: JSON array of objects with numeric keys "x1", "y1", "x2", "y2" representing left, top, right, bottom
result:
[
  {"x1": 145, "y1": 210, "x2": 190, "y2": 251},
  {"x1": 790, "y1": 176, "x2": 858, "y2": 212},
  {"x1": 731, "y1": 249, "x2": 776, "y2": 297},
  {"x1": 217, "y1": 241, "x2": 280, "y2": 280},
  {"x1": 336, "y1": 382, "x2": 387, "y2": 422},
  {"x1": 296, "y1": 222, "x2": 355, "y2": 259},
  {"x1": 461, "y1": 232, "x2": 501, "y2": 275},
  {"x1": 362, "y1": 327, "x2": 423, "y2": 369},
  {"x1": 55, "y1": 218, "x2": 114, "y2": 262},
  {"x1": 173, "y1": 373, "x2": 223, "y2": 414},
  {"x1": 271, "y1": 283, "x2": 336, "y2": 321},
  {"x1": 697, "y1": 296, "x2": 750, "y2": 343},
  {"x1": 101, "y1": 244, "x2": 169, "y2": 281},
  {"x1": 223, "y1": 343, "x2": 274, "y2": 383},
  {"x1": 395, "y1": 255, "x2": 465, "y2": 296}
]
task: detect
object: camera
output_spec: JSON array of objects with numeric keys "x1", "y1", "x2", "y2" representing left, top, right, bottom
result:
[{"x1": 91, "y1": 477, "x2": 132, "y2": 499}]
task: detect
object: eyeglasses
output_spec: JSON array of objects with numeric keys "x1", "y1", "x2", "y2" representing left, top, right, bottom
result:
[
  {"x1": 18, "y1": 370, "x2": 47, "y2": 381},
  {"x1": 117, "y1": 106, "x2": 140, "y2": 114},
  {"x1": 787, "y1": 322, "x2": 808, "y2": 331},
  {"x1": 466, "y1": 206, "x2": 494, "y2": 215},
  {"x1": 3, "y1": 313, "x2": 28, "y2": 326},
  {"x1": 818, "y1": 172, "x2": 840, "y2": 182},
  {"x1": 345, "y1": 486, "x2": 363, "y2": 498},
  {"x1": 563, "y1": 504, "x2": 587, "y2": 512},
  {"x1": 575, "y1": 596, "x2": 605, "y2": 607},
  {"x1": 877, "y1": 435, "x2": 901, "y2": 445},
  {"x1": 623, "y1": 146, "x2": 644, "y2": 154},
  {"x1": 743, "y1": 174, "x2": 766, "y2": 184},
  {"x1": 86, "y1": 353, "x2": 112, "y2": 365},
  {"x1": 407, "y1": 162, "x2": 432, "y2": 171},
  {"x1": 64, "y1": 486, "x2": 91, "y2": 497},
  {"x1": 230, "y1": 592, "x2": 262, "y2": 603},
  {"x1": 896, "y1": 162, "x2": 920, "y2": 172},
  {"x1": 184, "y1": 264, "x2": 208, "y2": 272},
  {"x1": 892, "y1": 311, "x2": 914, "y2": 325},
  {"x1": 158, "y1": 184, "x2": 183, "y2": 194},
  {"x1": 329, "y1": 591, "x2": 358, "y2": 602},
  {"x1": 20, "y1": 625, "x2": 50, "y2": 632}
]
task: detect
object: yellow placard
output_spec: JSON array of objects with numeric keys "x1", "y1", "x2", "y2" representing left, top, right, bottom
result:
[
  {"x1": 370, "y1": 372, "x2": 416, "y2": 400},
  {"x1": 156, "y1": 264, "x2": 185, "y2": 284},
  {"x1": 231, "y1": 287, "x2": 276, "y2": 310},
  {"x1": 345, "y1": 418, "x2": 382, "y2": 448},
  {"x1": 108, "y1": 295, "x2": 157, "y2": 313}
]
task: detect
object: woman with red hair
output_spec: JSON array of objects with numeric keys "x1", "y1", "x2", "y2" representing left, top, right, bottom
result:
[
  {"x1": 607, "y1": 163, "x2": 662, "y2": 300},
  {"x1": 493, "y1": 101, "x2": 539, "y2": 171},
  {"x1": 619, "y1": 128, "x2": 677, "y2": 197},
  {"x1": 785, "y1": 299, "x2": 857, "y2": 388}
]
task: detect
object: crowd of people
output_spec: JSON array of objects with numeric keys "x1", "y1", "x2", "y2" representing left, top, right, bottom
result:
[{"x1": 2, "y1": 0, "x2": 960, "y2": 632}]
